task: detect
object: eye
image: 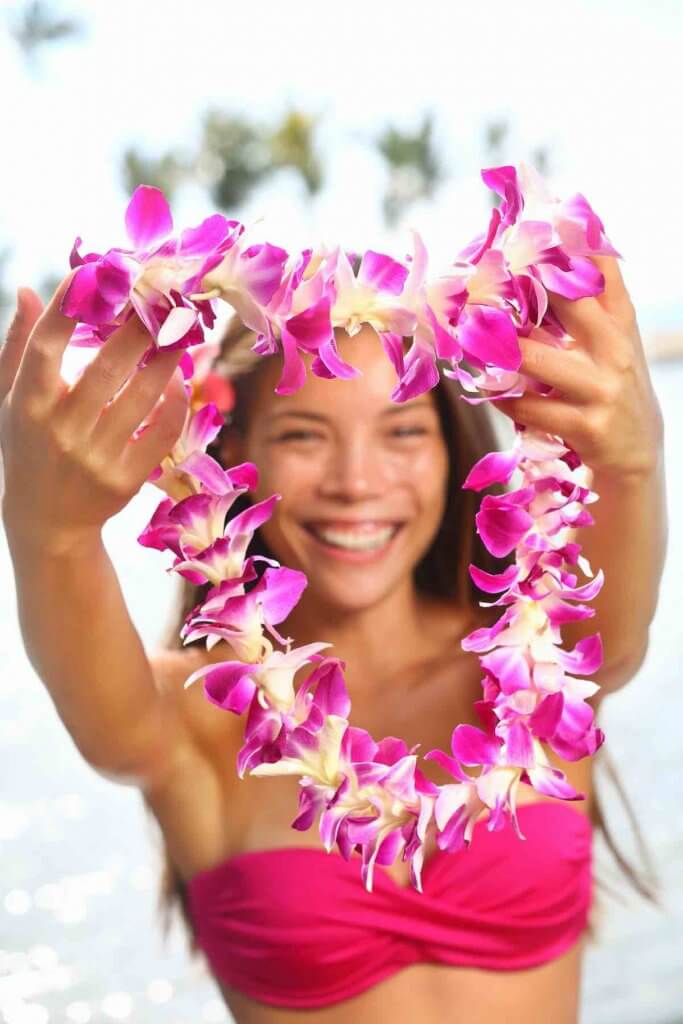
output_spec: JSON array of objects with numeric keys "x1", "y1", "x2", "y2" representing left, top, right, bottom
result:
[
  {"x1": 275, "y1": 430, "x2": 323, "y2": 442},
  {"x1": 390, "y1": 425, "x2": 428, "y2": 438}
]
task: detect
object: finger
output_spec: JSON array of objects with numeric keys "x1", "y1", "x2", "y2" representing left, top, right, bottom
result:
[
  {"x1": 588, "y1": 254, "x2": 636, "y2": 326},
  {"x1": 547, "y1": 291, "x2": 624, "y2": 362},
  {"x1": 119, "y1": 368, "x2": 189, "y2": 482},
  {"x1": 12, "y1": 271, "x2": 78, "y2": 408},
  {"x1": 517, "y1": 337, "x2": 593, "y2": 402},
  {"x1": 91, "y1": 346, "x2": 186, "y2": 458},
  {"x1": 58, "y1": 311, "x2": 156, "y2": 435},
  {"x1": 0, "y1": 287, "x2": 44, "y2": 403},
  {"x1": 493, "y1": 392, "x2": 580, "y2": 440}
]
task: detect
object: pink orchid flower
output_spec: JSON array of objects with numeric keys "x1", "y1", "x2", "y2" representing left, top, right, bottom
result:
[
  {"x1": 181, "y1": 566, "x2": 307, "y2": 662},
  {"x1": 138, "y1": 491, "x2": 245, "y2": 559},
  {"x1": 197, "y1": 237, "x2": 290, "y2": 347},
  {"x1": 235, "y1": 656, "x2": 351, "y2": 777},
  {"x1": 145, "y1": 403, "x2": 248, "y2": 501},
  {"x1": 62, "y1": 185, "x2": 240, "y2": 349},
  {"x1": 183, "y1": 641, "x2": 332, "y2": 717},
  {"x1": 172, "y1": 494, "x2": 280, "y2": 586}
]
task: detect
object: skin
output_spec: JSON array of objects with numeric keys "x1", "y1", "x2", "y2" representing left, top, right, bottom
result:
[
  {"x1": 0, "y1": 274, "x2": 188, "y2": 551},
  {"x1": 218, "y1": 327, "x2": 470, "y2": 696}
]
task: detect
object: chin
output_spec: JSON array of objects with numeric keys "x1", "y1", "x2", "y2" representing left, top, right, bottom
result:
[{"x1": 304, "y1": 570, "x2": 406, "y2": 616}]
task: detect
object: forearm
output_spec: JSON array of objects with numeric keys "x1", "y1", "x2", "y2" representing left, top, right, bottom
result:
[
  {"x1": 562, "y1": 445, "x2": 668, "y2": 673},
  {"x1": 5, "y1": 524, "x2": 174, "y2": 774}
]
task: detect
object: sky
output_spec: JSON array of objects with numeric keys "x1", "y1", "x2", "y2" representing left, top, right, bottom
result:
[{"x1": 0, "y1": 0, "x2": 681, "y2": 332}]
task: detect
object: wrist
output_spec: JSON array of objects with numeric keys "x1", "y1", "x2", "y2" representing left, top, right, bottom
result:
[
  {"x1": 3, "y1": 506, "x2": 103, "y2": 564},
  {"x1": 589, "y1": 442, "x2": 665, "y2": 492}
]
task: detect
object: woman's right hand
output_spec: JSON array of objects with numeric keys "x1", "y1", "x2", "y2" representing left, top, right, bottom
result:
[{"x1": 0, "y1": 272, "x2": 189, "y2": 556}]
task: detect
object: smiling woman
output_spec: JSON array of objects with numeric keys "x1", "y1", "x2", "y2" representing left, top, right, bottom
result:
[
  {"x1": 0, "y1": 167, "x2": 665, "y2": 1021},
  {"x1": 143, "y1": 304, "x2": 661, "y2": 1024}
]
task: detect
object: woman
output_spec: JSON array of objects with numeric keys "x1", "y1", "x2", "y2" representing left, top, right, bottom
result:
[{"x1": 0, "y1": 256, "x2": 666, "y2": 1023}]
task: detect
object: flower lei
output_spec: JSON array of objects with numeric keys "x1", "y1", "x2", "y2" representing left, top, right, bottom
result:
[{"x1": 60, "y1": 163, "x2": 612, "y2": 894}]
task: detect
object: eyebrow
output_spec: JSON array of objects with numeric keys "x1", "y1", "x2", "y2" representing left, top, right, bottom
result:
[{"x1": 266, "y1": 401, "x2": 435, "y2": 424}]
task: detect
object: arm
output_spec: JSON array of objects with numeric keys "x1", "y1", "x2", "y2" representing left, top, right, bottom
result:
[
  {"x1": 495, "y1": 255, "x2": 667, "y2": 697},
  {"x1": 560, "y1": 451, "x2": 668, "y2": 689},
  {"x1": 5, "y1": 526, "x2": 186, "y2": 786},
  {"x1": 0, "y1": 278, "x2": 190, "y2": 787}
]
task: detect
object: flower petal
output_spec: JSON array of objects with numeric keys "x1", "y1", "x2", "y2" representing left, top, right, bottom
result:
[{"x1": 125, "y1": 185, "x2": 173, "y2": 250}]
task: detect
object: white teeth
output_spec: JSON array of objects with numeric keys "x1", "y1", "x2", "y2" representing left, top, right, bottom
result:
[{"x1": 309, "y1": 525, "x2": 397, "y2": 551}]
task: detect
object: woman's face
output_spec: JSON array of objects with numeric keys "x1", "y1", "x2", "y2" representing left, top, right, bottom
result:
[{"x1": 224, "y1": 328, "x2": 450, "y2": 614}]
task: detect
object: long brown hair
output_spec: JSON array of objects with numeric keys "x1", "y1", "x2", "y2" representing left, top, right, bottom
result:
[{"x1": 144, "y1": 309, "x2": 662, "y2": 959}]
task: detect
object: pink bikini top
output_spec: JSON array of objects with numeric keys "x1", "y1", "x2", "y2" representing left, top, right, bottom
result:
[{"x1": 186, "y1": 801, "x2": 593, "y2": 1010}]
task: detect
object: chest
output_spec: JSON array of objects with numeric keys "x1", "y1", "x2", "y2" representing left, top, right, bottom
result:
[
  {"x1": 226, "y1": 652, "x2": 490, "y2": 880},
  {"x1": 154, "y1": 643, "x2": 593, "y2": 888}
]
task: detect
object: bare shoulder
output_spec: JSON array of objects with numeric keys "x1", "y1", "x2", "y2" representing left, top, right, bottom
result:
[
  {"x1": 143, "y1": 645, "x2": 245, "y2": 878},
  {"x1": 419, "y1": 593, "x2": 497, "y2": 650},
  {"x1": 148, "y1": 643, "x2": 242, "y2": 767}
]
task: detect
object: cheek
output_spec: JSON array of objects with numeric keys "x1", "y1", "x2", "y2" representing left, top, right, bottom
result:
[
  {"x1": 409, "y1": 444, "x2": 449, "y2": 517},
  {"x1": 247, "y1": 442, "x2": 322, "y2": 509}
]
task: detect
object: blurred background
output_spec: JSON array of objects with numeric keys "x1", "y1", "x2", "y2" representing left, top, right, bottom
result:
[{"x1": 0, "y1": 1, "x2": 681, "y2": 1021}]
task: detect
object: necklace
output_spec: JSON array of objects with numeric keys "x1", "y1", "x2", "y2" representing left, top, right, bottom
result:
[{"x1": 61, "y1": 162, "x2": 609, "y2": 893}]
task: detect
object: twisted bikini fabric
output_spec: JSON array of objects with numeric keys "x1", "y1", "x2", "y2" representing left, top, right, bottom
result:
[{"x1": 187, "y1": 801, "x2": 593, "y2": 1009}]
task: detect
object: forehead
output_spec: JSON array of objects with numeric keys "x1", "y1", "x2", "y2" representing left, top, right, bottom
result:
[{"x1": 251, "y1": 327, "x2": 434, "y2": 417}]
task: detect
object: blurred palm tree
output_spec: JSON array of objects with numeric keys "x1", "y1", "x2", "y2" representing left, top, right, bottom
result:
[
  {"x1": 9, "y1": 0, "x2": 83, "y2": 63},
  {"x1": 375, "y1": 112, "x2": 445, "y2": 228},
  {"x1": 267, "y1": 109, "x2": 323, "y2": 196},
  {"x1": 195, "y1": 110, "x2": 273, "y2": 212},
  {"x1": 120, "y1": 107, "x2": 325, "y2": 215}
]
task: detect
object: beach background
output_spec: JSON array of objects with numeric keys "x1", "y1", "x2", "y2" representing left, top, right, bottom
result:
[{"x1": 1, "y1": 2, "x2": 682, "y2": 1021}]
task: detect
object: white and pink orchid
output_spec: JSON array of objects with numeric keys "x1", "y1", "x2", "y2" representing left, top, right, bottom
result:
[{"x1": 63, "y1": 185, "x2": 241, "y2": 351}]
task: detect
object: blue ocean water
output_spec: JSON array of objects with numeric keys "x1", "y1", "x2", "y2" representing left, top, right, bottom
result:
[{"x1": 0, "y1": 362, "x2": 681, "y2": 1024}]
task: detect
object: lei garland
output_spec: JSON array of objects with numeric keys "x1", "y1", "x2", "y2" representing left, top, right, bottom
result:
[{"x1": 60, "y1": 163, "x2": 612, "y2": 894}]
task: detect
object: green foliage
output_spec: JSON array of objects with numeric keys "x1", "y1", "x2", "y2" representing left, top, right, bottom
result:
[
  {"x1": 375, "y1": 112, "x2": 444, "y2": 228},
  {"x1": 119, "y1": 107, "x2": 325, "y2": 215},
  {"x1": 9, "y1": 1, "x2": 83, "y2": 61},
  {"x1": 267, "y1": 109, "x2": 323, "y2": 196},
  {"x1": 196, "y1": 111, "x2": 272, "y2": 211}
]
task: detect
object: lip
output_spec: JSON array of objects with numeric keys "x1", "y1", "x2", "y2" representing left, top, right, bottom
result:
[
  {"x1": 301, "y1": 521, "x2": 404, "y2": 564},
  {"x1": 304, "y1": 519, "x2": 403, "y2": 529}
]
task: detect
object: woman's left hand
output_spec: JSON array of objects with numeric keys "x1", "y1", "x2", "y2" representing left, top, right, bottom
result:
[{"x1": 495, "y1": 255, "x2": 664, "y2": 478}]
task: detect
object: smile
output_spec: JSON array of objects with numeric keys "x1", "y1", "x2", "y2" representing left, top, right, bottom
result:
[{"x1": 303, "y1": 521, "x2": 403, "y2": 554}]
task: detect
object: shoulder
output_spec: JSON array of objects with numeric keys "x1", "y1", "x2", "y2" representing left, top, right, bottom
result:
[
  {"x1": 148, "y1": 644, "x2": 241, "y2": 765},
  {"x1": 419, "y1": 594, "x2": 497, "y2": 646}
]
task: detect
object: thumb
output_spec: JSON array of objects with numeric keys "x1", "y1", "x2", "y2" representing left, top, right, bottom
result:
[{"x1": 0, "y1": 287, "x2": 44, "y2": 403}]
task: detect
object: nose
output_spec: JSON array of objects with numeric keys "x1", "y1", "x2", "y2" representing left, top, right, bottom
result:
[{"x1": 318, "y1": 434, "x2": 386, "y2": 501}]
